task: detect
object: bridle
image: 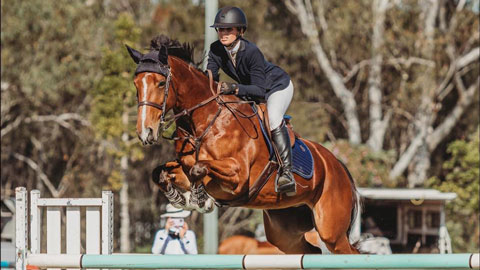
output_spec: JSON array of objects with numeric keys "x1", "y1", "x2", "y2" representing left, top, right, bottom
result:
[
  {"x1": 135, "y1": 55, "x2": 259, "y2": 161},
  {"x1": 137, "y1": 68, "x2": 174, "y2": 132}
]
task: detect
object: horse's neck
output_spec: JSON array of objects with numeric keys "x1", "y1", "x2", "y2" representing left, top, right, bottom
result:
[{"x1": 171, "y1": 59, "x2": 218, "y2": 134}]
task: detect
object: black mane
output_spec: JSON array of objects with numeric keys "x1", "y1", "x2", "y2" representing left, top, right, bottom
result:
[{"x1": 150, "y1": 35, "x2": 201, "y2": 68}]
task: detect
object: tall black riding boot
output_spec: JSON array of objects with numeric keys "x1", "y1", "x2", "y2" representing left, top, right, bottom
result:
[{"x1": 271, "y1": 121, "x2": 296, "y2": 196}]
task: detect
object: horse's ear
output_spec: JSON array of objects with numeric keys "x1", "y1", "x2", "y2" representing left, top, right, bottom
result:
[
  {"x1": 159, "y1": 45, "x2": 168, "y2": 65},
  {"x1": 125, "y1": 44, "x2": 143, "y2": 64}
]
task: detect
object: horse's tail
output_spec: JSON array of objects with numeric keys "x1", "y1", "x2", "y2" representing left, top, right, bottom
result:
[{"x1": 337, "y1": 159, "x2": 360, "y2": 238}]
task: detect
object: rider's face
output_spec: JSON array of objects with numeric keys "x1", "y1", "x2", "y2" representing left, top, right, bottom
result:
[{"x1": 217, "y1": 27, "x2": 239, "y2": 46}]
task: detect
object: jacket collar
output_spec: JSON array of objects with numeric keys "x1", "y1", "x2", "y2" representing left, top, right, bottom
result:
[{"x1": 235, "y1": 39, "x2": 246, "y2": 67}]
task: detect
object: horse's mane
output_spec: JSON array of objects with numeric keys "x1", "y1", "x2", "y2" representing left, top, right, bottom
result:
[{"x1": 150, "y1": 35, "x2": 204, "y2": 72}]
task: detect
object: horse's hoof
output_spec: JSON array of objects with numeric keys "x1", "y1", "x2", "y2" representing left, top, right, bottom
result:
[
  {"x1": 152, "y1": 166, "x2": 163, "y2": 184},
  {"x1": 204, "y1": 198, "x2": 215, "y2": 213},
  {"x1": 190, "y1": 163, "x2": 208, "y2": 178}
]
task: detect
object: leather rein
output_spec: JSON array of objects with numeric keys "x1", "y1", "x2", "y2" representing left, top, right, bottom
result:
[
  {"x1": 138, "y1": 66, "x2": 276, "y2": 207},
  {"x1": 137, "y1": 68, "x2": 257, "y2": 162}
]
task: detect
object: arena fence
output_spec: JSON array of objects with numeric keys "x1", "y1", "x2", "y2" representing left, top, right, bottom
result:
[{"x1": 11, "y1": 187, "x2": 479, "y2": 270}]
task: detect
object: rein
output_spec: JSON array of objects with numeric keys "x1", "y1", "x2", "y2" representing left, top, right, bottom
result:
[
  {"x1": 166, "y1": 70, "x2": 257, "y2": 162},
  {"x1": 136, "y1": 56, "x2": 275, "y2": 208},
  {"x1": 137, "y1": 64, "x2": 254, "y2": 162},
  {"x1": 137, "y1": 60, "x2": 260, "y2": 164}
]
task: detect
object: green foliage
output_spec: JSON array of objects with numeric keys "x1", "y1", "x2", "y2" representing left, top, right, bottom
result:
[
  {"x1": 427, "y1": 129, "x2": 479, "y2": 252},
  {"x1": 114, "y1": 13, "x2": 142, "y2": 43},
  {"x1": 1, "y1": 0, "x2": 112, "y2": 194},
  {"x1": 1, "y1": 0, "x2": 103, "y2": 108},
  {"x1": 324, "y1": 140, "x2": 399, "y2": 187},
  {"x1": 287, "y1": 102, "x2": 330, "y2": 143},
  {"x1": 90, "y1": 13, "x2": 143, "y2": 190}
]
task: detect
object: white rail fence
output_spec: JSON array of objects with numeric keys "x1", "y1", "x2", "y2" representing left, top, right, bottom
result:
[{"x1": 15, "y1": 187, "x2": 113, "y2": 270}]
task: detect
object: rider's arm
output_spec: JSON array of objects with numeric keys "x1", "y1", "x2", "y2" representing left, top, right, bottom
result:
[{"x1": 207, "y1": 48, "x2": 221, "y2": 82}]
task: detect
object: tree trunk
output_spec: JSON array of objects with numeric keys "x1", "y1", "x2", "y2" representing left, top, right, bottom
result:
[
  {"x1": 366, "y1": 0, "x2": 390, "y2": 152},
  {"x1": 388, "y1": 0, "x2": 438, "y2": 184},
  {"x1": 285, "y1": 0, "x2": 478, "y2": 185},
  {"x1": 285, "y1": 0, "x2": 361, "y2": 144},
  {"x1": 405, "y1": 0, "x2": 439, "y2": 187}
]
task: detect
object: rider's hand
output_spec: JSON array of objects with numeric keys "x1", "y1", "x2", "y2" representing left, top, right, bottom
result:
[
  {"x1": 179, "y1": 222, "x2": 188, "y2": 239},
  {"x1": 220, "y1": 82, "x2": 238, "y2": 95}
]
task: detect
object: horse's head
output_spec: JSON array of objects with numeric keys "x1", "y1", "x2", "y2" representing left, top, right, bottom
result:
[{"x1": 126, "y1": 44, "x2": 174, "y2": 145}]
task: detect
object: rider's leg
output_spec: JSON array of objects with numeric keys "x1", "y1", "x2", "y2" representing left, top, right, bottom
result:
[
  {"x1": 267, "y1": 80, "x2": 296, "y2": 196},
  {"x1": 271, "y1": 121, "x2": 296, "y2": 195}
]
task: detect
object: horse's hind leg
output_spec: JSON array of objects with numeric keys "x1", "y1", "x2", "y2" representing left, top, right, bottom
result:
[
  {"x1": 312, "y1": 184, "x2": 359, "y2": 254},
  {"x1": 263, "y1": 206, "x2": 322, "y2": 254}
]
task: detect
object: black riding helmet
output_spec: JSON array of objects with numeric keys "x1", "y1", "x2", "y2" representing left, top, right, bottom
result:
[{"x1": 210, "y1": 6, "x2": 247, "y2": 32}]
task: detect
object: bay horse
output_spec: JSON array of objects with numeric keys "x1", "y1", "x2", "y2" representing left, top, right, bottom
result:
[
  {"x1": 218, "y1": 230, "x2": 323, "y2": 254},
  {"x1": 126, "y1": 35, "x2": 359, "y2": 254},
  {"x1": 218, "y1": 235, "x2": 283, "y2": 254}
]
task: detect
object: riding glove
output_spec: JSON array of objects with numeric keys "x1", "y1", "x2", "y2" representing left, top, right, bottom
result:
[{"x1": 220, "y1": 82, "x2": 238, "y2": 95}]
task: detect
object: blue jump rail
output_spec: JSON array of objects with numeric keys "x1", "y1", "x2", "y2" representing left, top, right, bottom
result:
[
  {"x1": 23, "y1": 253, "x2": 480, "y2": 269},
  {"x1": 0, "y1": 261, "x2": 14, "y2": 268}
]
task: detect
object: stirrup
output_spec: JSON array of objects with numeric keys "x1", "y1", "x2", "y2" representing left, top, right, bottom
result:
[{"x1": 274, "y1": 172, "x2": 297, "y2": 196}]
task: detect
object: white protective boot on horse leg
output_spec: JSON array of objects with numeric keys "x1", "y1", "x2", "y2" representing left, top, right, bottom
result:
[
  {"x1": 189, "y1": 182, "x2": 215, "y2": 213},
  {"x1": 152, "y1": 165, "x2": 187, "y2": 209},
  {"x1": 272, "y1": 120, "x2": 296, "y2": 196},
  {"x1": 163, "y1": 183, "x2": 187, "y2": 209},
  {"x1": 188, "y1": 163, "x2": 215, "y2": 213}
]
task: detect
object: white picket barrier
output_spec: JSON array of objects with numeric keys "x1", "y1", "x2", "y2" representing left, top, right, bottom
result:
[{"x1": 15, "y1": 187, "x2": 113, "y2": 270}]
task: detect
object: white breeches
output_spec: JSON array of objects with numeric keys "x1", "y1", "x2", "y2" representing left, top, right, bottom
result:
[{"x1": 267, "y1": 80, "x2": 294, "y2": 130}]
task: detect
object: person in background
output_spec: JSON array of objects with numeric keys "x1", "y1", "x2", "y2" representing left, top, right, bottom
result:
[{"x1": 151, "y1": 204, "x2": 198, "y2": 254}]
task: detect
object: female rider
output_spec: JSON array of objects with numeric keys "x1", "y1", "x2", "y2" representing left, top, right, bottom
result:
[{"x1": 207, "y1": 6, "x2": 296, "y2": 196}]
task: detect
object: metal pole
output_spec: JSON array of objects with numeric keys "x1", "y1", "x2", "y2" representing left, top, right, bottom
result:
[
  {"x1": 203, "y1": 207, "x2": 218, "y2": 254},
  {"x1": 203, "y1": 0, "x2": 219, "y2": 254},
  {"x1": 203, "y1": 0, "x2": 218, "y2": 71}
]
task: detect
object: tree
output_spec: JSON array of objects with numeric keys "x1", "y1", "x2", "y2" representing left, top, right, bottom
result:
[
  {"x1": 284, "y1": 0, "x2": 479, "y2": 186},
  {"x1": 90, "y1": 12, "x2": 142, "y2": 253},
  {"x1": 1, "y1": 0, "x2": 106, "y2": 198},
  {"x1": 427, "y1": 129, "x2": 479, "y2": 252}
]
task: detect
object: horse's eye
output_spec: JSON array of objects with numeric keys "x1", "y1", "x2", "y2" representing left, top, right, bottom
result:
[{"x1": 158, "y1": 81, "x2": 166, "y2": 88}]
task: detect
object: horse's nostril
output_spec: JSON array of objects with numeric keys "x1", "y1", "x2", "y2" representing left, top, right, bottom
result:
[{"x1": 147, "y1": 128, "x2": 154, "y2": 142}]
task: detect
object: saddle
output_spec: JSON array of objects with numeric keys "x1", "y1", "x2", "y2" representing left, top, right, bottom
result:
[
  {"x1": 253, "y1": 104, "x2": 313, "y2": 177},
  {"x1": 210, "y1": 75, "x2": 312, "y2": 206},
  {"x1": 254, "y1": 103, "x2": 296, "y2": 151}
]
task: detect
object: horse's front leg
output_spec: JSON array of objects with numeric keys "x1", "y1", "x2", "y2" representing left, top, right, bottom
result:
[
  {"x1": 190, "y1": 157, "x2": 245, "y2": 195},
  {"x1": 153, "y1": 159, "x2": 216, "y2": 213},
  {"x1": 152, "y1": 160, "x2": 190, "y2": 208}
]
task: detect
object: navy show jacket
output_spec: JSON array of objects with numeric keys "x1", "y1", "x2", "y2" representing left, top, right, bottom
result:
[{"x1": 207, "y1": 38, "x2": 290, "y2": 101}]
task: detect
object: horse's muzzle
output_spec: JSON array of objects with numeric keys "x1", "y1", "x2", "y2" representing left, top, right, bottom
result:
[{"x1": 138, "y1": 127, "x2": 156, "y2": 145}]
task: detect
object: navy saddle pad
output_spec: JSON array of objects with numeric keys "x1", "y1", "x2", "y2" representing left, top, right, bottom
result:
[{"x1": 291, "y1": 139, "x2": 314, "y2": 179}]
